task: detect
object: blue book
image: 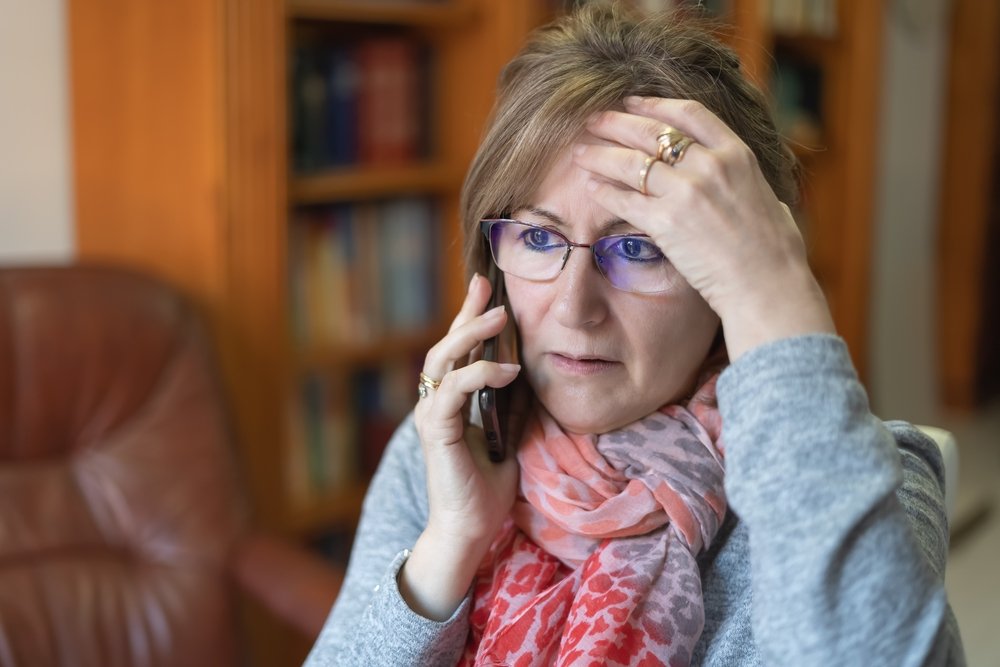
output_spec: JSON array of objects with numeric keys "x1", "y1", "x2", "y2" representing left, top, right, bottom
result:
[{"x1": 326, "y1": 46, "x2": 359, "y2": 166}]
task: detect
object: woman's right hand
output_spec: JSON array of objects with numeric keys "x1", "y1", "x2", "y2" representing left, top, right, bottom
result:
[{"x1": 400, "y1": 272, "x2": 521, "y2": 620}]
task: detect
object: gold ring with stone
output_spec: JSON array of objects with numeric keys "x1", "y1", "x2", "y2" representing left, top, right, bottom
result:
[
  {"x1": 417, "y1": 372, "x2": 442, "y2": 399},
  {"x1": 655, "y1": 127, "x2": 687, "y2": 161},
  {"x1": 664, "y1": 136, "x2": 695, "y2": 167}
]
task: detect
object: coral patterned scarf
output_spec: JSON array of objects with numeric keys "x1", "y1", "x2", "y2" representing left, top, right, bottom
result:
[{"x1": 460, "y1": 374, "x2": 726, "y2": 667}]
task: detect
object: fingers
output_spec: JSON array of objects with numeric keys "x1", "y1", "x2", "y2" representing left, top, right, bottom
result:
[
  {"x1": 427, "y1": 361, "x2": 521, "y2": 428},
  {"x1": 417, "y1": 270, "x2": 518, "y2": 446},
  {"x1": 574, "y1": 142, "x2": 709, "y2": 196},
  {"x1": 620, "y1": 97, "x2": 734, "y2": 149},
  {"x1": 448, "y1": 273, "x2": 492, "y2": 334},
  {"x1": 583, "y1": 175, "x2": 664, "y2": 234},
  {"x1": 424, "y1": 302, "x2": 508, "y2": 381}
]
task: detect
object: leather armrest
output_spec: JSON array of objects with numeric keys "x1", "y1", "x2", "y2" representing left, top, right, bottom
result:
[{"x1": 231, "y1": 531, "x2": 345, "y2": 639}]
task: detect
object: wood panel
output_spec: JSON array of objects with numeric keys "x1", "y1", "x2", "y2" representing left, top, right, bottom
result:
[
  {"x1": 937, "y1": 0, "x2": 1000, "y2": 408},
  {"x1": 760, "y1": 0, "x2": 883, "y2": 382},
  {"x1": 70, "y1": 0, "x2": 227, "y2": 312},
  {"x1": 832, "y1": 0, "x2": 883, "y2": 382},
  {"x1": 219, "y1": 0, "x2": 287, "y2": 532}
]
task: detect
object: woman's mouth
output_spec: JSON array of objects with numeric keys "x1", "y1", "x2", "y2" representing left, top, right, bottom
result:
[{"x1": 547, "y1": 353, "x2": 620, "y2": 376}]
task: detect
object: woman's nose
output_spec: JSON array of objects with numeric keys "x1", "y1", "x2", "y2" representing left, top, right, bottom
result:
[{"x1": 551, "y1": 248, "x2": 609, "y2": 329}]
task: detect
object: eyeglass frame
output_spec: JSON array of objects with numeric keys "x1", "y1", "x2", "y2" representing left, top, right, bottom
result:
[{"x1": 479, "y1": 218, "x2": 673, "y2": 294}]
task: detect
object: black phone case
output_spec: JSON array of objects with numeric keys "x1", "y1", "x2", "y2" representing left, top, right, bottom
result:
[{"x1": 479, "y1": 262, "x2": 508, "y2": 462}]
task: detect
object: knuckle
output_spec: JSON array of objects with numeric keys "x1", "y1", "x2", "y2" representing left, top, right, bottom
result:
[
  {"x1": 737, "y1": 142, "x2": 758, "y2": 168},
  {"x1": 643, "y1": 117, "x2": 665, "y2": 141},
  {"x1": 590, "y1": 110, "x2": 614, "y2": 131},
  {"x1": 423, "y1": 345, "x2": 443, "y2": 370},
  {"x1": 673, "y1": 177, "x2": 701, "y2": 203},
  {"x1": 700, "y1": 150, "x2": 725, "y2": 175},
  {"x1": 439, "y1": 368, "x2": 465, "y2": 394},
  {"x1": 723, "y1": 142, "x2": 757, "y2": 171},
  {"x1": 679, "y1": 99, "x2": 707, "y2": 119}
]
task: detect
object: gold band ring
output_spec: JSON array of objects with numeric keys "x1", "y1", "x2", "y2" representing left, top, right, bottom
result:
[
  {"x1": 417, "y1": 371, "x2": 442, "y2": 399},
  {"x1": 637, "y1": 155, "x2": 657, "y2": 195},
  {"x1": 663, "y1": 136, "x2": 695, "y2": 167}
]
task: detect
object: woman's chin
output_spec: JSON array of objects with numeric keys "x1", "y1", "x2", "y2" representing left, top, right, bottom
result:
[{"x1": 536, "y1": 397, "x2": 628, "y2": 435}]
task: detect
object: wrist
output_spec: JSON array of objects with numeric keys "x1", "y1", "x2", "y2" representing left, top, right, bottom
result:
[
  {"x1": 397, "y1": 528, "x2": 488, "y2": 621},
  {"x1": 719, "y1": 269, "x2": 835, "y2": 361}
]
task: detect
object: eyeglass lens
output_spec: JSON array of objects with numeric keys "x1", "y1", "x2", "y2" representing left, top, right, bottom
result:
[{"x1": 484, "y1": 219, "x2": 680, "y2": 294}]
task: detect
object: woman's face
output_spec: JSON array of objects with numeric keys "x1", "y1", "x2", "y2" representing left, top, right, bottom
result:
[{"x1": 505, "y1": 138, "x2": 720, "y2": 434}]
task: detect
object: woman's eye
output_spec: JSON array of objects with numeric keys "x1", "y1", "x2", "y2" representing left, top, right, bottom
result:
[
  {"x1": 519, "y1": 227, "x2": 558, "y2": 251},
  {"x1": 612, "y1": 237, "x2": 663, "y2": 262}
]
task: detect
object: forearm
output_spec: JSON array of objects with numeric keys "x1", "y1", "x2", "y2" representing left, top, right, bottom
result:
[
  {"x1": 717, "y1": 335, "x2": 963, "y2": 665},
  {"x1": 304, "y1": 415, "x2": 473, "y2": 666}
]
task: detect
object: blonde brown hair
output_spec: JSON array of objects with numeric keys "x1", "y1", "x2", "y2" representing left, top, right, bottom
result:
[{"x1": 460, "y1": 1, "x2": 797, "y2": 276}]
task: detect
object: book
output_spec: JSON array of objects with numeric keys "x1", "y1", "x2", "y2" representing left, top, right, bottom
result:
[
  {"x1": 291, "y1": 46, "x2": 329, "y2": 172},
  {"x1": 356, "y1": 37, "x2": 420, "y2": 165},
  {"x1": 326, "y1": 46, "x2": 359, "y2": 166},
  {"x1": 379, "y1": 197, "x2": 436, "y2": 333}
]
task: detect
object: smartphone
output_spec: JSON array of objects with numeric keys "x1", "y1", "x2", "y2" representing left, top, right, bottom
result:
[{"x1": 478, "y1": 260, "x2": 510, "y2": 463}]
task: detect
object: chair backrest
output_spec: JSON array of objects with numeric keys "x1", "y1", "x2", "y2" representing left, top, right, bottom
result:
[{"x1": 0, "y1": 266, "x2": 247, "y2": 667}]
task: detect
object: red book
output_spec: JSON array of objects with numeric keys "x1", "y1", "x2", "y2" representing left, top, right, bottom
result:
[{"x1": 356, "y1": 37, "x2": 419, "y2": 165}]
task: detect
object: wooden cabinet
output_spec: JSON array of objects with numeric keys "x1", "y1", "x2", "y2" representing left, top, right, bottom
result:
[{"x1": 71, "y1": 0, "x2": 545, "y2": 543}]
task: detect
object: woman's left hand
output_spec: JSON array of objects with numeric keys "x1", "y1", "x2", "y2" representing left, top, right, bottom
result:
[{"x1": 573, "y1": 96, "x2": 836, "y2": 360}]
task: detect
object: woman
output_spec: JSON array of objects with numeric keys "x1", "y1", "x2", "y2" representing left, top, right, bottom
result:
[{"x1": 305, "y1": 3, "x2": 964, "y2": 665}]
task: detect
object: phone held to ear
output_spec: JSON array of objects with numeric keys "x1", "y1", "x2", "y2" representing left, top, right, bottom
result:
[{"x1": 478, "y1": 262, "x2": 510, "y2": 463}]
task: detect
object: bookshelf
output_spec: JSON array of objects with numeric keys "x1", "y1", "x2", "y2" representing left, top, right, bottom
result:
[{"x1": 70, "y1": 1, "x2": 544, "y2": 663}]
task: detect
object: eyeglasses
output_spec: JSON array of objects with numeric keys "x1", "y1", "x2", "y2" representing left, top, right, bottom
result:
[{"x1": 480, "y1": 218, "x2": 681, "y2": 294}]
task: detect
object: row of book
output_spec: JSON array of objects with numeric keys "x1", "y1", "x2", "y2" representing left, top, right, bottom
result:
[
  {"x1": 289, "y1": 197, "x2": 440, "y2": 347},
  {"x1": 290, "y1": 36, "x2": 432, "y2": 172},
  {"x1": 286, "y1": 359, "x2": 419, "y2": 505}
]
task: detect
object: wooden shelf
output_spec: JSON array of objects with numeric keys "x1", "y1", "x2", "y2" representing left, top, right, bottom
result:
[
  {"x1": 295, "y1": 326, "x2": 446, "y2": 370},
  {"x1": 286, "y1": 480, "x2": 369, "y2": 536},
  {"x1": 290, "y1": 162, "x2": 462, "y2": 203},
  {"x1": 287, "y1": 0, "x2": 475, "y2": 27}
]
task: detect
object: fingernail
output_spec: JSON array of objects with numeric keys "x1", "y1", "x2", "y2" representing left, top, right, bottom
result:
[
  {"x1": 469, "y1": 272, "x2": 479, "y2": 292},
  {"x1": 573, "y1": 144, "x2": 586, "y2": 156},
  {"x1": 486, "y1": 305, "x2": 505, "y2": 318},
  {"x1": 624, "y1": 95, "x2": 644, "y2": 105},
  {"x1": 586, "y1": 178, "x2": 599, "y2": 192},
  {"x1": 499, "y1": 363, "x2": 521, "y2": 373}
]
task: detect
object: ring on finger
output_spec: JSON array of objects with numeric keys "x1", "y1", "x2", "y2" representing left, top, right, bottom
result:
[
  {"x1": 637, "y1": 154, "x2": 657, "y2": 195},
  {"x1": 417, "y1": 371, "x2": 442, "y2": 399},
  {"x1": 655, "y1": 127, "x2": 687, "y2": 161},
  {"x1": 664, "y1": 136, "x2": 695, "y2": 167}
]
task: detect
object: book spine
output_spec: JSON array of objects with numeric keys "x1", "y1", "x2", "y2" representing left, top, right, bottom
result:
[{"x1": 357, "y1": 38, "x2": 420, "y2": 165}]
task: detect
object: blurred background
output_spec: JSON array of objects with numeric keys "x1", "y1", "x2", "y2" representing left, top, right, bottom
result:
[{"x1": 1, "y1": 0, "x2": 996, "y2": 665}]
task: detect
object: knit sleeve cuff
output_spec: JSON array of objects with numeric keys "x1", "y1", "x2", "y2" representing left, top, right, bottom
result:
[{"x1": 356, "y1": 548, "x2": 473, "y2": 664}]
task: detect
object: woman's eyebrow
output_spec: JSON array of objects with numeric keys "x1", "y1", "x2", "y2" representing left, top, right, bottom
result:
[
  {"x1": 523, "y1": 206, "x2": 567, "y2": 228},
  {"x1": 523, "y1": 206, "x2": 634, "y2": 235}
]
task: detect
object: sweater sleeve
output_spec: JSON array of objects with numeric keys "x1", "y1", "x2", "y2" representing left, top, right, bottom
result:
[
  {"x1": 302, "y1": 413, "x2": 472, "y2": 667},
  {"x1": 716, "y1": 333, "x2": 965, "y2": 666}
]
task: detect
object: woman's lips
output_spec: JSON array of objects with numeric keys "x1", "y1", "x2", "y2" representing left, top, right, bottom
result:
[{"x1": 547, "y1": 353, "x2": 620, "y2": 376}]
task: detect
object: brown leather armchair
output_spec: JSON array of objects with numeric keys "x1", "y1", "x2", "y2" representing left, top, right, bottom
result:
[{"x1": 0, "y1": 266, "x2": 342, "y2": 666}]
